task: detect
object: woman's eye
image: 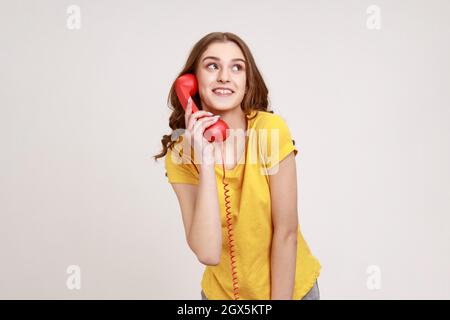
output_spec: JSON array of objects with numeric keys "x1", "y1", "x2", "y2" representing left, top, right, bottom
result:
[
  {"x1": 207, "y1": 63, "x2": 244, "y2": 71},
  {"x1": 207, "y1": 63, "x2": 218, "y2": 70}
]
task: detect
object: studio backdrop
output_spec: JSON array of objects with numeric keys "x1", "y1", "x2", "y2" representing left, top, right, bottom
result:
[{"x1": 0, "y1": 0, "x2": 449, "y2": 299}]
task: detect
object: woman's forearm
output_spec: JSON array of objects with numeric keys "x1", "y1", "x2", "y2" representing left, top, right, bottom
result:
[
  {"x1": 270, "y1": 230, "x2": 298, "y2": 299},
  {"x1": 188, "y1": 162, "x2": 222, "y2": 265}
]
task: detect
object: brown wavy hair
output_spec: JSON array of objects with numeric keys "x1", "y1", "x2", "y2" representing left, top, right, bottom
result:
[{"x1": 153, "y1": 32, "x2": 273, "y2": 161}]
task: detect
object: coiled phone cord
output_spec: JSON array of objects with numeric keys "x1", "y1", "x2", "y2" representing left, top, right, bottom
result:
[{"x1": 220, "y1": 142, "x2": 240, "y2": 300}]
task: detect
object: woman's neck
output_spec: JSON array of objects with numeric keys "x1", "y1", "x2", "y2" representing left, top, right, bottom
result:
[{"x1": 214, "y1": 106, "x2": 247, "y2": 132}]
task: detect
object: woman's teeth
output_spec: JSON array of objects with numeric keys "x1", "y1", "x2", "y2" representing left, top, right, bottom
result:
[{"x1": 213, "y1": 89, "x2": 233, "y2": 96}]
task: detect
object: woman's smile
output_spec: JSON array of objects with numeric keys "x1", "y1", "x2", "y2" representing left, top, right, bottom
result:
[{"x1": 212, "y1": 88, "x2": 234, "y2": 97}]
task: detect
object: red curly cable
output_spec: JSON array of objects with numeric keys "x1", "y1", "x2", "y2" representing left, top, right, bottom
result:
[{"x1": 221, "y1": 143, "x2": 239, "y2": 300}]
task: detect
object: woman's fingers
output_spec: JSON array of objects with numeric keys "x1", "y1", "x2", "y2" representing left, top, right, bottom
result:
[
  {"x1": 185, "y1": 115, "x2": 220, "y2": 157},
  {"x1": 184, "y1": 97, "x2": 193, "y2": 128},
  {"x1": 187, "y1": 110, "x2": 214, "y2": 131},
  {"x1": 182, "y1": 100, "x2": 219, "y2": 154},
  {"x1": 193, "y1": 115, "x2": 220, "y2": 134}
]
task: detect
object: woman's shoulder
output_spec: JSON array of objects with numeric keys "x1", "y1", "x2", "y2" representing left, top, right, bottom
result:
[
  {"x1": 165, "y1": 138, "x2": 195, "y2": 164},
  {"x1": 250, "y1": 110, "x2": 291, "y2": 131}
]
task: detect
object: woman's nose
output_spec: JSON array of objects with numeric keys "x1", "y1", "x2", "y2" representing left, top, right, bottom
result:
[{"x1": 217, "y1": 68, "x2": 230, "y2": 83}]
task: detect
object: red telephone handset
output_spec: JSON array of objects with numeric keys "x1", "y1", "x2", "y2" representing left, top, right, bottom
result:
[
  {"x1": 174, "y1": 73, "x2": 240, "y2": 300},
  {"x1": 174, "y1": 74, "x2": 230, "y2": 142}
]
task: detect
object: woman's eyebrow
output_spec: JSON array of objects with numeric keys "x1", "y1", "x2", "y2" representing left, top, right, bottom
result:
[{"x1": 202, "y1": 56, "x2": 246, "y2": 64}]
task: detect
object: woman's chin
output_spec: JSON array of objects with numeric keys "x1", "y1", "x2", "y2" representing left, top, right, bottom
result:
[{"x1": 209, "y1": 102, "x2": 239, "y2": 112}]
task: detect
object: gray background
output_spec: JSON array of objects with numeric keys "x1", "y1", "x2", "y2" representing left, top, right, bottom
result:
[{"x1": 1, "y1": 0, "x2": 449, "y2": 299}]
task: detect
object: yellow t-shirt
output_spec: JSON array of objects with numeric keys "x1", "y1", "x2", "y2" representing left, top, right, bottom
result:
[{"x1": 164, "y1": 110, "x2": 321, "y2": 300}]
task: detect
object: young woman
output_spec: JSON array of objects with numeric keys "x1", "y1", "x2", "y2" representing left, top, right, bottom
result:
[{"x1": 154, "y1": 32, "x2": 321, "y2": 300}]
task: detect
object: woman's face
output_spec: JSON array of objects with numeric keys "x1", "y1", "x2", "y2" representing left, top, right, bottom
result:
[{"x1": 196, "y1": 41, "x2": 247, "y2": 113}]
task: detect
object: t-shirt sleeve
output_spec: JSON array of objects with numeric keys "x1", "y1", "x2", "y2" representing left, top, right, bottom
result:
[
  {"x1": 164, "y1": 143, "x2": 199, "y2": 185},
  {"x1": 259, "y1": 114, "x2": 299, "y2": 174}
]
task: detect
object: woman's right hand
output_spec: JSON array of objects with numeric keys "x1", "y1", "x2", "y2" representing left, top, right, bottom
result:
[{"x1": 184, "y1": 97, "x2": 220, "y2": 165}]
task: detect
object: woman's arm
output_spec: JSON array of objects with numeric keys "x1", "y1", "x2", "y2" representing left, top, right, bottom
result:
[
  {"x1": 269, "y1": 152, "x2": 299, "y2": 299},
  {"x1": 171, "y1": 161, "x2": 222, "y2": 266}
]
